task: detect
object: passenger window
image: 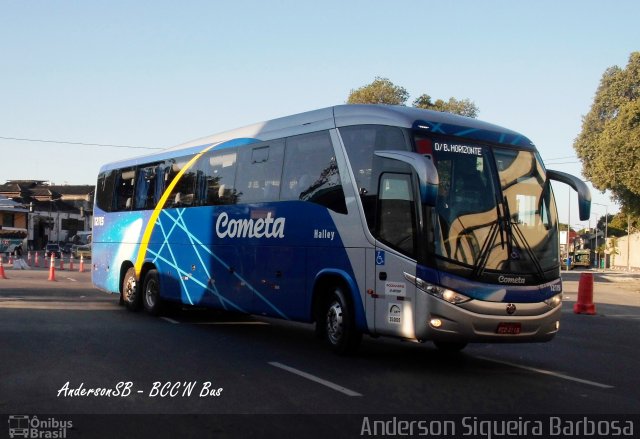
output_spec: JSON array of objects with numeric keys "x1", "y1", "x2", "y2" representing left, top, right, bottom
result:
[
  {"x1": 339, "y1": 125, "x2": 408, "y2": 196},
  {"x1": 115, "y1": 168, "x2": 136, "y2": 211},
  {"x1": 134, "y1": 165, "x2": 159, "y2": 210},
  {"x1": 96, "y1": 170, "x2": 117, "y2": 212},
  {"x1": 204, "y1": 148, "x2": 238, "y2": 205},
  {"x1": 166, "y1": 158, "x2": 197, "y2": 208},
  {"x1": 235, "y1": 141, "x2": 284, "y2": 204},
  {"x1": 339, "y1": 125, "x2": 409, "y2": 227},
  {"x1": 377, "y1": 173, "x2": 416, "y2": 257},
  {"x1": 282, "y1": 131, "x2": 347, "y2": 214}
]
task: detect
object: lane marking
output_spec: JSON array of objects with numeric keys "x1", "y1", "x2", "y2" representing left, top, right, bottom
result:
[
  {"x1": 65, "y1": 277, "x2": 77, "y2": 282},
  {"x1": 476, "y1": 356, "x2": 614, "y2": 389},
  {"x1": 160, "y1": 317, "x2": 180, "y2": 324},
  {"x1": 268, "y1": 361, "x2": 362, "y2": 397}
]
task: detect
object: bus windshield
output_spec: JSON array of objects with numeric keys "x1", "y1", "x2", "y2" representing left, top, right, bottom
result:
[{"x1": 423, "y1": 136, "x2": 559, "y2": 280}]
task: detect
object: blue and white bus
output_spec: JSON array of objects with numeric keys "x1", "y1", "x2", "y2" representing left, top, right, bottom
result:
[{"x1": 92, "y1": 105, "x2": 591, "y2": 353}]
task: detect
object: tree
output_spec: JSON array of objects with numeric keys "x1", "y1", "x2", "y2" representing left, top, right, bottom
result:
[
  {"x1": 597, "y1": 213, "x2": 625, "y2": 238},
  {"x1": 347, "y1": 77, "x2": 479, "y2": 118},
  {"x1": 412, "y1": 94, "x2": 479, "y2": 118},
  {"x1": 609, "y1": 212, "x2": 639, "y2": 234},
  {"x1": 573, "y1": 52, "x2": 640, "y2": 215},
  {"x1": 347, "y1": 77, "x2": 409, "y2": 106}
]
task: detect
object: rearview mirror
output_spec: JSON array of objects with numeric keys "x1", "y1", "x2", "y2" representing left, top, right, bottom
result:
[
  {"x1": 547, "y1": 169, "x2": 592, "y2": 221},
  {"x1": 374, "y1": 151, "x2": 439, "y2": 206}
]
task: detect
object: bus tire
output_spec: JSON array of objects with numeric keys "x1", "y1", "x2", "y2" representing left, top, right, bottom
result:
[
  {"x1": 122, "y1": 267, "x2": 142, "y2": 311},
  {"x1": 143, "y1": 269, "x2": 163, "y2": 316},
  {"x1": 323, "y1": 286, "x2": 362, "y2": 354}
]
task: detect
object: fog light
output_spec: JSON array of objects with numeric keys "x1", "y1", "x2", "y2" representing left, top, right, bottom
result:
[
  {"x1": 430, "y1": 318, "x2": 442, "y2": 328},
  {"x1": 555, "y1": 321, "x2": 560, "y2": 330}
]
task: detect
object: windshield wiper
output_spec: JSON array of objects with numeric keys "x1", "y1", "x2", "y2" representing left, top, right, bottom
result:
[
  {"x1": 500, "y1": 195, "x2": 514, "y2": 257},
  {"x1": 472, "y1": 220, "x2": 500, "y2": 278},
  {"x1": 472, "y1": 197, "x2": 507, "y2": 278},
  {"x1": 501, "y1": 195, "x2": 546, "y2": 280}
]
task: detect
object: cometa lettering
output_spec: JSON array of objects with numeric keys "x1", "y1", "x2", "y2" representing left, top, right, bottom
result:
[
  {"x1": 498, "y1": 275, "x2": 526, "y2": 284},
  {"x1": 215, "y1": 212, "x2": 285, "y2": 239}
]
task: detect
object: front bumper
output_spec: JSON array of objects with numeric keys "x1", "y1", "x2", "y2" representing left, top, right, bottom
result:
[{"x1": 414, "y1": 291, "x2": 562, "y2": 343}]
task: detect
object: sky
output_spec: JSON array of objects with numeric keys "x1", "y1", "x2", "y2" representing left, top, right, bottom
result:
[{"x1": 1, "y1": 0, "x2": 638, "y2": 230}]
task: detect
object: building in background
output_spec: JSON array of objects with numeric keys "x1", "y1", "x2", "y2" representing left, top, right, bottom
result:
[
  {"x1": 0, "y1": 180, "x2": 93, "y2": 251},
  {"x1": 0, "y1": 195, "x2": 29, "y2": 254}
]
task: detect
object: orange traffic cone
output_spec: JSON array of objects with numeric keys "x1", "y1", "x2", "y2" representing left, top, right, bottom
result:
[
  {"x1": 0, "y1": 257, "x2": 7, "y2": 279},
  {"x1": 34, "y1": 251, "x2": 39, "y2": 267},
  {"x1": 69, "y1": 256, "x2": 74, "y2": 271},
  {"x1": 59, "y1": 256, "x2": 65, "y2": 271},
  {"x1": 79, "y1": 255, "x2": 85, "y2": 273},
  {"x1": 27, "y1": 251, "x2": 32, "y2": 266},
  {"x1": 574, "y1": 272, "x2": 596, "y2": 315},
  {"x1": 48, "y1": 253, "x2": 56, "y2": 281}
]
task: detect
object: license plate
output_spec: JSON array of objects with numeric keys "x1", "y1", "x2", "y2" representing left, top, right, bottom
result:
[{"x1": 496, "y1": 322, "x2": 521, "y2": 334}]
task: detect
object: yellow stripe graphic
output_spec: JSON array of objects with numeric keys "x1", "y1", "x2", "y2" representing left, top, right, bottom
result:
[{"x1": 134, "y1": 144, "x2": 215, "y2": 276}]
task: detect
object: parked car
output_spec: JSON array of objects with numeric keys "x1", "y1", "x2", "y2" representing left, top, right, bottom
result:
[
  {"x1": 45, "y1": 243, "x2": 62, "y2": 259},
  {"x1": 70, "y1": 232, "x2": 92, "y2": 259}
]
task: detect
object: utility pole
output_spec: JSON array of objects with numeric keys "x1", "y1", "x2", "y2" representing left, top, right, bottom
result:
[
  {"x1": 628, "y1": 214, "x2": 631, "y2": 272},
  {"x1": 592, "y1": 202, "x2": 609, "y2": 269},
  {"x1": 566, "y1": 189, "x2": 571, "y2": 270}
]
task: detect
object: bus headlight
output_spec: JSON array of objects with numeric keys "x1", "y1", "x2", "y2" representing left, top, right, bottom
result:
[
  {"x1": 422, "y1": 283, "x2": 471, "y2": 305},
  {"x1": 403, "y1": 273, "x2": 471, "y2": 305},
  {"x1": 544, "y1": 294, "x2": 562, "y2": 308}
]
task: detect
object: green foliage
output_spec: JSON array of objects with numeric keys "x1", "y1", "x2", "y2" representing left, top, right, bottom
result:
[
  {"x1": 598, "y1": 213, "x2": 626, "y2": 237},
  {"x1": 412, "y1": 94, "x2": 479, "y2": 118},
  {"x1": 609, "y1": 212, "x2": 639, "y2": 234},
  {"x1": 347, "y1": 77, "x2": 479, "y2": 118},
  {"x1": 573, "y1": 52, "x2": 640, "y2": 215},
  {"x1": 347, "y1": 77, "x2": 409, "y2": 106}
]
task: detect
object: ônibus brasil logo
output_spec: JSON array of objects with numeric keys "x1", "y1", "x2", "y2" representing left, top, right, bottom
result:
[
  {"x1": 215, "y1": 212, "x2": 285, "y2": 239},
  {"x1": 8, "y1": 415, "x2": 72, "y2": 438}
]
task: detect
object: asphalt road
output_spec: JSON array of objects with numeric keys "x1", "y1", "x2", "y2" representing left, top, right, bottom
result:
[{"x1": 1, "y1": 267, "x2": 639, "y2": 437}]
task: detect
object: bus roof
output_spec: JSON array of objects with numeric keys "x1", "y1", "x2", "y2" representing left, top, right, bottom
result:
[{"x1": 100, "y1": 105, "x2": 534, "y2": 173}]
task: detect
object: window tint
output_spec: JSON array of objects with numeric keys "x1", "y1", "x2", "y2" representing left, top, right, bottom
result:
[
  {"x1": 134, "y1": 165, "x2": 161, "y2": 210},
  {"x1": 96, "y1": 170, "x2": 117, "y2": 212},
  {"x1": 165, "y1": 158, "x2": 198, "y2": 208},
  {"x1": 235, "y1": 141, "x2": 284, "y2": 204},
  {"x1": 203, "y1": 148, "x2": 238, "y2": 205},
  {"x1": 377, "y1": 173, "x2": 416, "y2": 257},
  {"x1": 339, "y1": 125, "x2": 408, "y2": 227},
  {"x1": 339, "y1": 125, "x2": 408, "y2": 195},
  {"x1": 282, "y1": 131, "x2": 347, "y2": 214},
  {"x1": 115, "y1": 168, "x2": 136, "y2": 211}
]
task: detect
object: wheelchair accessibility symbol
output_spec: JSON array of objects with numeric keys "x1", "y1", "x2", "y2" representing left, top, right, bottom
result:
[{"x1": 375, "y1": 251, "x2": 385, "y2": 266}]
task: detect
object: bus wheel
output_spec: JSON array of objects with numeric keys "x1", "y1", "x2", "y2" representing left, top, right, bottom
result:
[
  {"x1": 143, "y1": 269, "x2": 163, "y2": 316},
  {"x1": 324, "y1": 287, "x2": 361, "y2": 354},
  {"x1": 122, "y1": 267, "x2": 142, "y2": 311},
  {"x1": 434, "y1": 341, "x2": 467, "y2": 353}
]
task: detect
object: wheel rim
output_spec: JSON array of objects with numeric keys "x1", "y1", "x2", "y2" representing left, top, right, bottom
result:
[
  {"x1": 326, "y1": 301, "x2": 344, "y2": 345},
  {"x1": 124, "y1": 277, "x2": 137, "y2": 302},
  {"x1": 145, "y1": 278, "x2": 158, "y2": 309}
]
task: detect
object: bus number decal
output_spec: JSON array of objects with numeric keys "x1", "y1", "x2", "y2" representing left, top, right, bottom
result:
[{"x1": 388, "y1": 304, "x2": 401, "y2": 325}]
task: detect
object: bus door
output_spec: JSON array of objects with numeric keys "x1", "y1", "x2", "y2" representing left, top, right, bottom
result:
[{"x1": 372, "y1": 172, "x2": 418, "y2": 339}]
